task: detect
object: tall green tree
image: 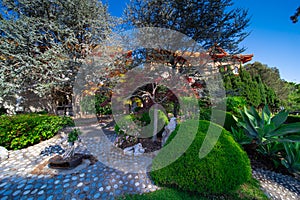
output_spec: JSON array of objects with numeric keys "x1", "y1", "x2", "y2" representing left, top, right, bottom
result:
[
  {"x1": 222, "y1": 66, "x2": 280, "y2": 110},
  {"x1": 245, "y1": 62, "x2": 289, "y2": 105},
  {"x1": 286, "y1": 82, "x2": 300, "y2": 111},
  {"x1": 125, "y1": 0, "x2": 250, "y2": 54},
  {"x1": 0, "y1": 0, "x2": 112, "y2": 111}
]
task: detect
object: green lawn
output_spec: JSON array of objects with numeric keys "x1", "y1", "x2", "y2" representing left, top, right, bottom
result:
[{"x1": 118, "y1": 178, "x2": 268, "y2": 200}]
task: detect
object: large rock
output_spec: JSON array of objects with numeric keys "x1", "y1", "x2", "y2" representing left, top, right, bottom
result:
[
  {"x1": 123, "y1": 143, "x2": 145, "y2": 156},
  {"x1": 0, "y1": 146, "x2": 9, "y2": 161}
]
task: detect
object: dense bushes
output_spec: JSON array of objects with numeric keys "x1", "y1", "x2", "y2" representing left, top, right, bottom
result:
[
  {"x1": 95, "y1": 94, "x2": 112, "y2": 115},
  {"x1": 199, "y1": 108, "x2": 237, "y2": 132},
  {"x1": 114, "y1": 110, "x2": 169, "y2": 147},
  {"x1": 150, "y1": 120, "x2": 251, "y2": 195},
  {"x1": 0, "y1": 114, "x2": 74, "y2": 150},
  {"x1": 223, "y1": 66, "x2": 280, "y2": 110},
  {"x1": 212, "y1": 110, "x2": 237, "y2": 132},
  {"x1": 226, "y1": 96, "x2": 247, "y2": 116},
  {"x1": 115, "y1": 110, "x2": 169, "y2": 135}
]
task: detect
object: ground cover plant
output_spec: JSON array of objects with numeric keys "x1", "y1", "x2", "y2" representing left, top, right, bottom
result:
[
  {"x1": 0, "y1": 114, "x2": 74, "y2": 150},
  {"x1": 119, "y1": 178, "x2": 268, "y2": 200}
]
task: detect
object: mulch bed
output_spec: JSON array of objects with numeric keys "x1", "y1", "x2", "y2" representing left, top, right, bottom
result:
[
  {"x1": 116, "y1": 137, "x2": 162, "y2": 153},
  {"x1": 138, "y1": 138, "x2": 162, "y2": 153}
]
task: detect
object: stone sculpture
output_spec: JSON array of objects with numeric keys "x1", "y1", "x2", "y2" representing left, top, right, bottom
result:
[{"x1": 161, "y1": 117, "x2": 177, "y2": 147}]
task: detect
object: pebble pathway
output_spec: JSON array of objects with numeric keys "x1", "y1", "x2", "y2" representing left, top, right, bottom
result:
[
  {"x1": 0, "y1": 121, "x2": 299, "y2": 200},
  {"x1": 252, "y1": 168, "x2": 300, "y2": 200},
  {"x1": 0, "y1": 123, "x2": 159, "y2": 200}
]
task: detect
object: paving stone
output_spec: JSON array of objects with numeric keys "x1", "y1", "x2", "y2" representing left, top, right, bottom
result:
[
  {"x1": 17, "y1": 183, "x2": 26, "y2": 189},
  {"x1": 3, "y1": 183, "x2": 12, "y2": 189},
  {"x1": 77, "y1": 182, "x2": 83, "y2": 187},
  {"x1": 79, "y1": 193, "x2": 86, "y2": 199},
  {"x1": 94, "y1": 192, "x2": 101, "y2": 198},
  {"x1": 23, "y1": 190, "x2": 31, "y2": 195},
  {"x1": 102, "y1": 192, "x2": 108, "y2": 198},
  {"x1": 1, "y1": 196, "x2": 9, "y2": 200},
  {"x1": 63, "y1": 178, "x2": 70, "y2": 183},
  {"x1": 37, "y1": 195, "x2": 46, "y2": 200},
  {"x1": 38, "y1": 190, "x2": 45, "y2": 195},
  {"x1": 3, "y1": 189, "x2": 12, "y2": 195},
  {"x1": 116, "y1": 189, "x2": 122, "y2": 195},
  {"x1": 0, "y1": 182, "x2": 7, "y2": 187},
  {"x1": 83, "y1": 186, "x2": 89, "y2": 192},
  {"x1": 41, "y1": 184, "x2": 47, "y2": 189},
  {"x1": 46, "y1": 195, "x2": 54, "y2": 200},
  {"x1": 74, "y1": 189, "x2": 81, "y2": 195},
  {"x1": 12, "y1": 189, "x2": 21, "y2": 196}
]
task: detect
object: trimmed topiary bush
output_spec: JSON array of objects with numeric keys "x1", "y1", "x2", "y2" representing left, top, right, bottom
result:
[{"x1": 150, "y1": 120, "x2": 251, "y2": 195}]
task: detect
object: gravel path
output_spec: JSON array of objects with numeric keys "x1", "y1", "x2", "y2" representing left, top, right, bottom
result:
[
  {"x1": 0, "y1": 120, "x2": 299, "y2": 199},
  {"x1": 252, "y1": 168, "x2": 300, "y2": 200},
  {"x1": 0, "y1": 123, "x2": 158, "y2": 200}
]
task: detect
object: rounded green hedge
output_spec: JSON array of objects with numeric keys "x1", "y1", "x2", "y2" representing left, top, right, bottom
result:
[{"x1": 150, "y1": 120, "x2": 251, "y2": 195}]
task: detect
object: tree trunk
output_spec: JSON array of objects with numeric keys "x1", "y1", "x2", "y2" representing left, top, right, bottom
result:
[{"x1": 152, "y1": 104, "x2": 158, "y2": 142}]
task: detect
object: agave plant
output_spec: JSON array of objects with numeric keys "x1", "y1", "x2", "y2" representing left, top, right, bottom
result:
[
  {"x1": 234, "y1": 105, "x2": 300, "y2": 145},
  {"x1": 281, "y1": 142, "x2": 300, "y2": 176},
  {"x1": 230, "y1": 127, "x2": 252, "y2": 145}
]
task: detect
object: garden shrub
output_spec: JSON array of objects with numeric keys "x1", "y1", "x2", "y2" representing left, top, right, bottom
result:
[
  {"x1": 114, "y1": 110, "x2": 169, "y2": 136},
  {"x1": 212, "y1": 110, "x2": 237, "y2": 131},
  {"x1": 198, "y1": 108, "x2": 237, "y2": 132},
  {"x1": 150, "y1": 120, "x2": 251, "y2": 195},
  {"x1": 114, "y1": 114, "x2": 134, "y2": 135},
  {"x1": 226, "y1": 96, "x2": 247, "y2": 116},
  {"x1": 95, "y1": 94, "x2": 112, "y2": 115},
  {"x1": 286, "y1": 115, "x2": 300, "y2": 123},
  {"x1": 199, "y1": 107, "x2": 211, "y2": 121},
  {"x1": 0, "y1": 114, "x2": 74, "y2": 150},
  {"x1": 136, "y1": 110, "x2": 169, "y2": 126}
]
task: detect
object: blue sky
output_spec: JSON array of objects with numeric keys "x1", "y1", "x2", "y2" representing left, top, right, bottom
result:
[{"x1": 106, "y1": 0, "x2": 300, "y2": 83}]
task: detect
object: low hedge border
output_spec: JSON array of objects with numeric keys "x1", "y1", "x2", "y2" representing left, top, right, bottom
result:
[{"x1": 0, "y1": 114, "x2": 74, "y2": 150}]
